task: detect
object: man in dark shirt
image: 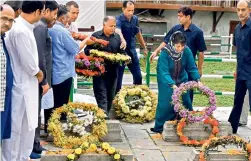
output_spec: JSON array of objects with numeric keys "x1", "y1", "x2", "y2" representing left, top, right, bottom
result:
[
  {"x1": 31, "y1": 1, "x2": 58, "y2": 158},
  {"x1": 150, "y1": 6, "x2": 207, "y2": 103},
  {"x1": 228, "y1": 0, "x2": 251, "y2": 134},
  {"x1": 115, "y1": 1, "x2": 148, "y2": 94},
  {"x1": 85, "y1": 16, "x2": 124, "y2": 117}
]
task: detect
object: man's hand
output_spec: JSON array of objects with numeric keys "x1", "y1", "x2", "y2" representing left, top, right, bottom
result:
[
  {"x1": 198, "y1": 68, "x2": 203, "y2": 77},
  {"x1": 234, "y1": 71, "x2": 237, "y2": 80},
  {"x1": 120, "y1": 40, "x2": 126, "y2": 50},
  {"x1": 143, "y1": 48, "x2": 148, "y2": 57},
  {"x1": 36, "y1": 70, "x2": 44, "y2": 83},
  {"x1": 150, "y1": 51, "x2": 158, "y2": 63},
  {"x1": 42, "y1": 83, "x2": 50, "y2": 96}
]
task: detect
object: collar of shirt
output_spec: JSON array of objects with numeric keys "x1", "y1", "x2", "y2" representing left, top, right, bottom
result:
[
  {"x1": 120, "y1": 14, "x2": 134, "y2": 22},
  {"x1": 56, "y1": 21, "x2": 65, "y2": 28},
  {"x1": 98, "y1": 30, "x2": 115, "y2": 37},
  {"x1": 178, "y1": 23, "x2": 195, "y2": 32},
  {"x1": 19, "y1": 16, "x2": 35, "y2": 30},
  {"x1": 40, "y1": 18, "x2": 47, "y2": 26},
  {"x1": 244, "y1": 17, "x2": 251, "y2": 27}
]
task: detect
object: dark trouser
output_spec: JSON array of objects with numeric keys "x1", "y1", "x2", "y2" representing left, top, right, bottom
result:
[
  {"x1": 116, "y1": 49, "x2": 142, "y2": 94},
  {"x1": 228, "y1": 79, "x2": 251, "y2": 133},
  {"x1": 33, "y1": 86, "x2": 43, "y2": 153},
  {"x1": 44, "y1": 77, "x2": 73, "y2": 132},
  {"x1": 93, "y1": 63, "x2": 119, "y2": 114},
  {"x1": 188, "y1": 74, "x2": 194, "y2": 103}
]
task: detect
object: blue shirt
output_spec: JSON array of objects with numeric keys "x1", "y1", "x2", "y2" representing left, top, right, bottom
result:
[
  {"x1": 49, "y1": 22, "x2": 79, "y2": 85},
  {"x1": 164, "y1": 24, "x2": 207, "y2": 58},
  {"x1": 233, "y1": 17, "x2": 251, "y2": 80},
  {"x1": 116, "y1": 14, "x2": 140, "y2": 51}
]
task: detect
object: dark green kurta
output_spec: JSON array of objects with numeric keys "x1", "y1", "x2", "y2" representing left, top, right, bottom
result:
[{"x1": 153, "y1": 47, "x2": 200, "y2": 131}]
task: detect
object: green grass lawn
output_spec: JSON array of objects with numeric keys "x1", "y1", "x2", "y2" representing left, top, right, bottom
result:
[{"x1": 139, "y1": 60, "x2": 236, "y2": 107}]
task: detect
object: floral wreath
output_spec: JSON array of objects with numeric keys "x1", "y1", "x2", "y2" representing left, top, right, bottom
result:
[
  {"x1": 177, "y1": 117, "x2": 219, "y2": 147},
  {"x1": 75, "y1": 53, "x2": 105, "y2": 77},
  {"x1": 90, "y1": 49, "x2": 131, "y2": 65},
  {"x1": 48, "y1": 102, "x2": 108, "y2": 149},
  {"x1": 199, "y1": 135, "x2": 251, "y2": 161},
  {"x1": 71, "y1": 32, "x2": 109, "y2": 46},
  {"x1": 172, "y1": 81, "x2": 217, "y2": 123},
  {"x1": 113, "y1": 85, "x2": 157, "y2": 123},
  {"x1": 47, "y1": 142, "x2": 124, "y2": 161}
]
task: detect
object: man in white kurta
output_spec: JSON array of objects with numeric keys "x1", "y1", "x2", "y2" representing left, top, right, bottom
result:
[{"x1": 1, "y1": 2, "x2": 44, "y2": 160}]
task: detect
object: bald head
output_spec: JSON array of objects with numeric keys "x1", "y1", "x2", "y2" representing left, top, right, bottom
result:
[
  {"x1": 103, "y1": 16, "x2": 116, "y2": 36},
  {"x1": 1, "y1": 4, "x2": 15, "y2": 34},
  {"x1": 237, "y1": 0, "x2": 250, "y2": 22},
  {"x1": 103, "y1": 16, "x2": 116, "y2": 25}
]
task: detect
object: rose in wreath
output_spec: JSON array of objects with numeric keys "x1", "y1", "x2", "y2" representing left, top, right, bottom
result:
[
  {"x1": 75, "y1": 53, "x2": 105, "y2": 77},
  {"x1": 48, "y1": 102, "x2": 108, "y2": 149},
  {"x1": 113, "y1": 85, "x2": 157, "y2": 123}
]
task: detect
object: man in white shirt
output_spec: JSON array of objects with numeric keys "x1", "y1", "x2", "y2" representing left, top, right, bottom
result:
[
  {"x1": 66, "y1": 1, "x2": 79, "y2": 33},
  {"x1": 1, "y1": 1, "x2": 44, "y2": 161}
]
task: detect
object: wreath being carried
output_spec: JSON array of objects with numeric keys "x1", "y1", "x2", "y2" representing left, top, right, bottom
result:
[
  {"x1": 75, "y1": 52, "x2": 105, "y2": 77},
  {"x1": 113, "y1": 85, "x2": 157, "y2": 123},
  {"x1": 90, "y1": 49, "x2": 131, "y2": 65},
  {"x1": 172, "y1": 81, "x2": 217, "y2": 123},
  {"x1": 48, "y1": 102, "x2": 108, "y2": 149}
]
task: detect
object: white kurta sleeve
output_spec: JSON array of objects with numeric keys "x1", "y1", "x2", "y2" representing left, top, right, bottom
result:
[{"x1": 14, "y1": 33, "x2": 40, "y2": 76}]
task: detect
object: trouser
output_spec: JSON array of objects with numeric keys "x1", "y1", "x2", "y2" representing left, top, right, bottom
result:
[
  {"x1": 93, "y1": 63, "x2": 119, "y2": 114},
  {"x1": 116, "y1": 49, "x2": 142, "y2": 93},
  {"x1": 240, "y1": 92, "x2": 250, "y2": 124},
  {"x1": 2, "y1": 108, "x2": 35, "y2": 161},
  {"x1": 228, "y1": 79, "x2": 251, "y2": 133},
  {"x1": 44, "y1": 77, "x2": 73, "y2": 132},
  {"x1": 33, "y1": 86, "x2": 43, "y2": 152}
]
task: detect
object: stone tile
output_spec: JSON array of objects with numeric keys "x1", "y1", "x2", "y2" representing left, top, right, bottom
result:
[
  {"x1": 133, "y1": 149, "x2": 165, "y2": 161},
  {"x1": 162, "y1": 151, "x2": 190, "y2": 161},
  {"x1": 128, "y1": 137, "x2": 158, "y2": 150}
]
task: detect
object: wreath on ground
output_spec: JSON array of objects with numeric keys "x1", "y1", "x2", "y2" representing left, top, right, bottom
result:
[
  {"x1": 176, "y1": 117, "x2": 220, "y2": 147},
  {"x1": 113, "y1": 85, "x2": 157, "y2": 123},
  {"x1": 48, "y1": 102, "x2": 108, "y2": 149},
  {"x1": 90, "y1": 49, "x2": 131, "y2": 65},
  {"x1": 172, "y1": 81, "x2": 217, "y2": 123},
  {"x1": 75, "y1": 52, "x2": 105, "y2": 77},
  {"x1": 199, "y1": 135, "x2": 251, "y2": 161}
]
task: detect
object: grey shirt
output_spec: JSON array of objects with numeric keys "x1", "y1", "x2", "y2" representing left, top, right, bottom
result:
[{"x1": 34, "y1": 18, "x2": 52, "y2": 86}]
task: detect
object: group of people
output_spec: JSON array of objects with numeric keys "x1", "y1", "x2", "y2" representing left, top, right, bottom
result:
[
  {"x1": 150, "y1": 0, "x2": 251, "y2": 135},
  {"x1": 0, "y1": 0, "x2": 250, "y2": 161}
]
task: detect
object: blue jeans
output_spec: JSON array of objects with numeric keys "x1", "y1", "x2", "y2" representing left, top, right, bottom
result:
[{"x1": 116, "y1": 49, "x2": 142, "y2": 93}]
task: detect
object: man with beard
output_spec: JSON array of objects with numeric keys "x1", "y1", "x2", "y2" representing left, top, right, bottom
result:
[
  {"x1": 228, "y1": 0, "x2": 251, "y2": 134},
  {"x1": 31, "y1": 1, "x2": 59, "y2": 159}
]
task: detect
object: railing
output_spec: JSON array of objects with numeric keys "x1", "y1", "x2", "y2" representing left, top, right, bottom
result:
[{"x1": 106, "y1": 0, "x2": 238, "y2": 8}]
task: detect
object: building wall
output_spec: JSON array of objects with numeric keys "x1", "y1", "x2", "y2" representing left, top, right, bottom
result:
[{"x1": 106, "y1": 9, "x2": 239, "y2": 36}]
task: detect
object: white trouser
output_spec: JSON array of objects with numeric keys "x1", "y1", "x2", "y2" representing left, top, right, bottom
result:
[
  {"x1": 2, "y1": 106, "x2": 35, "y2": 161},
  {"x1": 240, "y1": 92, "x2": 250, "y2": 124}
]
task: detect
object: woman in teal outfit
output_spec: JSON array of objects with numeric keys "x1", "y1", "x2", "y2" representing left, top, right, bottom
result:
[{"x1": 151, "y1": 31, "x2": 201, "y2": 133}]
